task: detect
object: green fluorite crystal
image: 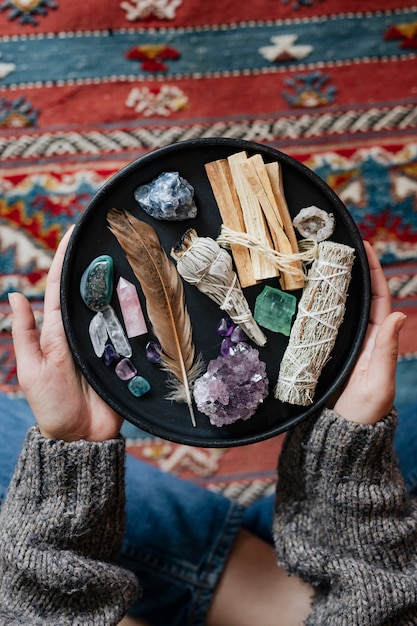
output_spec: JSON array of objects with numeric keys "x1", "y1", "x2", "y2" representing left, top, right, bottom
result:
[
  {"x1": 254, "y1": 286, "x2": 297, "y2": 335},
  {"x1": 80, "y1": 255, "x2": 114, "y2": 311}
]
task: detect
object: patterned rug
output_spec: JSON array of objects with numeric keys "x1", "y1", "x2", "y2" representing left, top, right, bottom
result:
[{"x1": 1, "y1": 0, "x2": 416, "y2": 505}]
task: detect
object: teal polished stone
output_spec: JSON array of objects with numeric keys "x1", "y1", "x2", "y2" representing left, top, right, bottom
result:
[
  {"x1": 80, "y1": 255, "x2": 114, "y2": 311},
  {"x1": 128, "y1": 375, "x2": 151, "y2": 397},
  {"x1": 254, "y1": 286, "x2": 297, "y2": 335}
]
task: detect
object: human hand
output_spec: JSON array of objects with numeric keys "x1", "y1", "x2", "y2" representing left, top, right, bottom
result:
[
  {"x1": 9, "y1": 227, "x2": 124, "y2": 442},
  {"x1": 333, "y1": 241, "x2": 406, "y2": 425}
]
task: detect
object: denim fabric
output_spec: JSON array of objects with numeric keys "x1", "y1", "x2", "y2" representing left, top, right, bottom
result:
[
  {"x1": 394, "y1": 401, "x2": 417, "y2": 494},
  {"x1": 119, "y1": 457, "x2": 244, "y2": 625},
  {"x1": 1, "y1": 392, "x2": 416, "y2": 626},
  {"x1": 0, "y1": 394, "x2": 36, "y2": 507}
]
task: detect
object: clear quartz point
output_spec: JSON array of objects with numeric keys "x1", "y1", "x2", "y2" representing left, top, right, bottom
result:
[
  {"x1": 102, "y1": 305, "x2": 132, "y2": 357},
  {"x1": 89, "y1": 311, "x2": 108, "y2": 357}
]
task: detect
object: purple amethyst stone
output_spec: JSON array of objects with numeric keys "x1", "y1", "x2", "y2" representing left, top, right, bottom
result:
[
  {"x1": 103, "y1": 343, "x2": 120, "y2": 366},
  {"x1": 193, "y1": 343, "x2": 269, "y2": 427},
  {"x1": 115, "y1": 358, "x2": 137, "y2": 381},
  {"x1": 216, "y1": 317, "x2": 234, "y2": 337},
  {"x1": 145, "y1": 341, "x2": 162, "y2": 363}
]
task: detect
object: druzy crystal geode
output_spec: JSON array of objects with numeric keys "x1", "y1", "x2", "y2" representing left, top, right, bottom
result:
[
  {"x1": 80, "y1": 255, "x2": 113, "y2": 311},
  {"x1": 134, "y1": 171, "x2": 197, "y2": 221},
  {"x1": 193, "y1": 343, "x2": 269, "y2": 427}
]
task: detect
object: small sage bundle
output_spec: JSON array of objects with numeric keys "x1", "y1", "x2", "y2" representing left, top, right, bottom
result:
[
  {"x1": 171, "y1": 229, "x2": 267, "y2": 346},
  {"x1": 275, "y1": 241, "x2": 355, "y2": 406}
]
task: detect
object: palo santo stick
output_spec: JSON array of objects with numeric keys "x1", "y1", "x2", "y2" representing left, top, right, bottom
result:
[
  {"x1": 265, "y1": 160, "x2": 304, "y2": 290},
  {"x1": 248, "y1": 154, "x2": 283, "y2": 227},
  {"x1": 228, "y1": 151, "x2": 279, "y2": 282},
  {"x1": 265, "y1": 161, "x2": 299, "y2": 255},
  {"x1": 241, "y1": 159, "x2": 288, "y2": 253},
  {"x1": 243, "y1": 156, "x2": 303, "y2": 291},
  {"x1": 205, "y1": 159, "x2": 255, "y2": 288},
  {"x1": 241, "y1": 159, "x2": 288, "y2": 289}
]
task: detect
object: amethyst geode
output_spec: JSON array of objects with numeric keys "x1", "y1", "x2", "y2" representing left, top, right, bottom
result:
[{"x1": 193, "y1": 343, "x2": 269, "y2": 427}]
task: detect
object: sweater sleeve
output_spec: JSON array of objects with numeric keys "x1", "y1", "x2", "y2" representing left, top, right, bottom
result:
[
  {"x1": 273, "y1": 408, "x2": 417, "y2": 626},
  {"x1": 0, "y1": 426, "x2": 140, "y2": 625}
]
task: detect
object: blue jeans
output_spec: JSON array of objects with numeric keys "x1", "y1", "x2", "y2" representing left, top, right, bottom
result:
[{"x1": 0, "y1": 393, "x2": 416, "y2": 626}]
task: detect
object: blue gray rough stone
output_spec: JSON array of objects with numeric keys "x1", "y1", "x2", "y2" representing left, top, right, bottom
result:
[{"x1": 134, "y1": 171, "x2": 197, "y2": 221}]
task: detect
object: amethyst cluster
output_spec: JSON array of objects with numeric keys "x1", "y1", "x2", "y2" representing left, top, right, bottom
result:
[{"x1": 193, "y1": 342, "x2": 269, "y2": 427}]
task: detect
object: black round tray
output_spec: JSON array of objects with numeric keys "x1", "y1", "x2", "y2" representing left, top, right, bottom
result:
[{"x1": 61, "y1": 138, "x2": 370, "y2": 447}]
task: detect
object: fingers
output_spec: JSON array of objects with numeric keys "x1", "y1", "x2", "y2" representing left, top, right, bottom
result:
[
  {"x1": 334, "y1": 311, "x2": 406, "y2": 424},
  {"x1": 40, "y1": 226, "x2": 75, "y2": 355},
  {"x1": 43, "y1": 226, "x2": 74, "y2": 319},
  {"x1": 364, "y1": 241, "x2": 391, "y2": 325},
  {"x1": 9, "y1": 292, "x2": 42, "y2": 380},
  {"x1": 366, "y1": 311, "x2": 407, "y2": 419},
  {"x1": 9, "y1": 228, "x2": 74, "y2": 381},
  {"x1": 333, "y1": 242, "x2": 406, "y2": 424},
  {"x1": 371, "y1": 311, "x2": 406, "y2": 379}
]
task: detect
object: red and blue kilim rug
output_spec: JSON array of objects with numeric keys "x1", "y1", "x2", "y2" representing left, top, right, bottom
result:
[{"x1": 0, "y1": 0, "x2": 416, "y2": 503}]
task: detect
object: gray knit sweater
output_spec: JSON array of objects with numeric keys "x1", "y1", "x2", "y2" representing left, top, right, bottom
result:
[
  {"x1": 1, "y1": 410, "x2": 417, "y2": 625},
  {"x1": 274, "y1": 408, "x2": 417, "y2": 625},
  {"x1": 0, "y1": 428, "x2": 139, "y2": 625}
]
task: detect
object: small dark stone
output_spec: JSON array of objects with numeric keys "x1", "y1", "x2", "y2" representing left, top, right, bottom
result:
[{"x1": 103, "y1": 343, "x2": 120, "y2": 366}]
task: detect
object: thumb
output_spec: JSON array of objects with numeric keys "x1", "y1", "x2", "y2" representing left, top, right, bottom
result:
[{"x1": 9, "y1": 292, "x2": 43, "y2": 386}]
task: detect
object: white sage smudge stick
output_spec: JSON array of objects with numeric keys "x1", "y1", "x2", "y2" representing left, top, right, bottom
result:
[
  {"x1": 171, "y1": 228, "x2": 267, "y2": 347},
  {"x1": 275, "y1": 241, "x2": 355, "y2": 406},
  {"x1": 217, "y1": 225, "x2": 318, "y2": 278}
]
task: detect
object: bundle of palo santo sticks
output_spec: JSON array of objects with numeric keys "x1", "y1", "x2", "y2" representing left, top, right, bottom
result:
[{"x1": 205, "y1": 151, "x2": 305, "y2": 291}]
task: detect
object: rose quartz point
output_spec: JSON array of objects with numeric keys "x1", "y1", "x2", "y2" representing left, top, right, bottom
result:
[{"x1": 116, "y1": 277, "x2": 148, "y2": 338}]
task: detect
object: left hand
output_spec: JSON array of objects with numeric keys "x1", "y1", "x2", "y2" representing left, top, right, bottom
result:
[
  {"x1": 334, "y1": 241, "x2": 406, "y2": 425},
  {"x1": 9, "y1": 227, "x2": 124, "y2": 442}
]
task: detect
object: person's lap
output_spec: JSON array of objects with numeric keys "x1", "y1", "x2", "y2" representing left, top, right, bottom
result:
[
  {"x1": 119, "y1": 450, "x2": 245, "y2": 625},
  {"x1": 0, "y1": 394, "x2": 37, "y2": 506},
  {"x1": 393, "y1": 400, "x2": 417, "y2": 494},
  {"x1": 1, "y1": 392, "x2": 416, "y2": 626}
]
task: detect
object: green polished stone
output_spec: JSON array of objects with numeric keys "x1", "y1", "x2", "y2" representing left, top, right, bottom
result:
[
  {"x1": 128, "y1": 375, "x2": 151, "y2": 397},
  {"x1": 80, "y1": 255, "x2": 114, "y2": 311},
  {"x1": 254, "y1": 286, "x2": 297, "y2": 335}
]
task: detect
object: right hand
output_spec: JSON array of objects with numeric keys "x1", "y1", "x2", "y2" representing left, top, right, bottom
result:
[{"x1": 334, "y1": 241, "x2": 406, "y2": 425}]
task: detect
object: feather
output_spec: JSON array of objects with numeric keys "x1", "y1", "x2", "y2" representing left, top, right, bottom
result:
[{"x1": 107, "y1": 208, "x2": 203, "y2": 426}]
